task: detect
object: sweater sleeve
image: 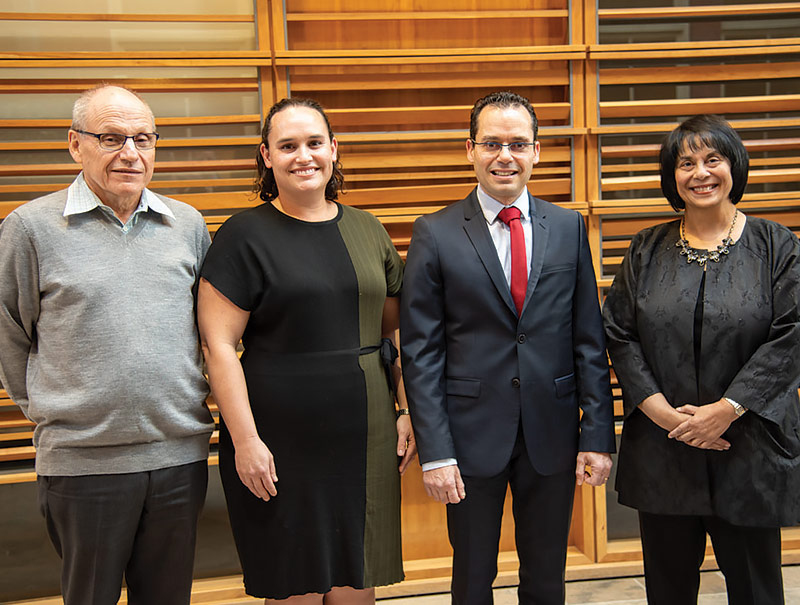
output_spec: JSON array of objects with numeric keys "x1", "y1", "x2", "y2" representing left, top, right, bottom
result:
[{"x1": 0, "y1": 212, "x2": 40, "y2": 418}]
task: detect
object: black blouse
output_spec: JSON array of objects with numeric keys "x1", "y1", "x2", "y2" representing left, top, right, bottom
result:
[{"x1": 603, "y1": 216, "x2": 800, "y2": 527}]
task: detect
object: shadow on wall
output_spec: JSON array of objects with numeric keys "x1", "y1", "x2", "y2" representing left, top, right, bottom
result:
[{"x1": 0, "y1": 469, "x2": 241, "y2": 602}]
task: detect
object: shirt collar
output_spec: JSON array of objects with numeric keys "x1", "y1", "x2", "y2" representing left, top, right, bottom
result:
[
  {"x1": 476, "y1": 185, "x2": 530, "y2": 226},
  {"x1": 63, "y1": 172, "x2": 175, "y2": 219}
]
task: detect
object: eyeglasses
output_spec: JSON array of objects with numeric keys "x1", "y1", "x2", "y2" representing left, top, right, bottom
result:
[
  {"x1": 470, "y1": 140, "x2": 536, "y2": 155},
  {"x1": 73, "y1": 129, "x2": 160, "y2": 151}
]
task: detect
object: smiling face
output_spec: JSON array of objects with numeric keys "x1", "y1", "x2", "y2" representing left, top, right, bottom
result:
[
  {"x1": 466, "y1": 104, "x2": 540, "y2": 205},
  {"x1": 260, "y1": 105, "x2": 338, "y2": 201},
  {"x1": 675, "y1": 143, "x2": 734, "y2": 211},
  {"x1": 68, "y1": 87, "x2": 155, "y2": 210}
]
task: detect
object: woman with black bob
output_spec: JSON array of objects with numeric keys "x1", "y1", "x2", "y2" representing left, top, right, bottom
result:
[
  {"x1": 198, "y1": 97, "x2": 416, "y2": 603},
  {"x1": 603, "y1": 114, "x2": 800, "y2": 604}
]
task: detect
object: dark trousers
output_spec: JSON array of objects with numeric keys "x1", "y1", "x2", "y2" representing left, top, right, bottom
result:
[
  {"x1": 446, "y1": 429, "x2": 576, "y2": 605},
  {"x1": 38, "y1": 460, "x2": 208, "y2": 605},
  {"x1": 638, "y1": 511, "x2": 784, "y2": 605}
]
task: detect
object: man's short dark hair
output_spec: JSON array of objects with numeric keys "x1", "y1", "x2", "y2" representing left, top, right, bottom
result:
[
  {"x1": 660, "y1": 114, "x2": 749, "y2": 211},
  {"x1": 469, "y1": 92, "x2": 538, "y2": 142}
]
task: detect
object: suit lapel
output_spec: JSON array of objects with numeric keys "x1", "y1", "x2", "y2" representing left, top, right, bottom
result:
[
  {"x1": 461, "y1": 190, "x2": 517, "y2": 315},
  {"x1": 522, "y1": 194, "x2": 549, "y2": 314}
]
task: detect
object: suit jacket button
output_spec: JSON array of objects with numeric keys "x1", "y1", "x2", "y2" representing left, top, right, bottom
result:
[
  {"x1": 517, "y1": 334, "x2": 526, "y2": 344},
  {"x1": 511, "y1": 378, "x2": 521, "y2": 388}
]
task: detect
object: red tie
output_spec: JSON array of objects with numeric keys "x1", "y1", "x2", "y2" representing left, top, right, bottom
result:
[{"x1": 497, "y1": 206, "x2": 527, "y2": 315}]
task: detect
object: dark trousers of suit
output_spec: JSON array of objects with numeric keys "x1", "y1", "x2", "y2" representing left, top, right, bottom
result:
[
  {"x1": 38, "y1": 460, "x2": 208, "y2": 605},
  {"x1": 638, "y1": 511, "x2": 784, "y2": 605},
  {"x1": 446, "y1": 428, "x2": 576, "y2": 605}
]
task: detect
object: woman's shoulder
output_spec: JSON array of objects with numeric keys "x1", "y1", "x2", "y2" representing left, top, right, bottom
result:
[
  {"x1": 214, "y1": 203, "x2": 274, "y2": 235},
  {"x1": 339, "y1": 204, "x2": 392, "y2": 241},
  {"x1": 742, "y1": 215, "x2": 798, "y2": 243},
  {"x1": 628, "y1": 219, "x2": 681, "y2": 256},
  {"x1": 339, "y1": 203, "x2": 382, "y2": 227},
  {"x1": 739, "y1": 214, "x2": 800, "y2": 262}
]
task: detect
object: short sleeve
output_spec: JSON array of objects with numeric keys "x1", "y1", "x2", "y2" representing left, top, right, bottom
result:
[
  {"x1": 381, "y1": 225, "x2": 403, "y2": 297},
  {"x1": 200, "y1": 211, "x2": 266, "y2": 311}
]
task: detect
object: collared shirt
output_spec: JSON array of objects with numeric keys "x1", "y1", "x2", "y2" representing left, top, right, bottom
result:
[
  {"x1": 476, "y1": 184, "x2": 533, "y2": 285},
  {"x1": 64, "y1": 172, "x2": 175, "y2": 233},
  {"x1": 421, "y1": 185, "x2": 534, "y2": 474}
]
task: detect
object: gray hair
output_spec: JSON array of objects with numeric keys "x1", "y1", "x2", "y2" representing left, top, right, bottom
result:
[{"x1": 71, "y1": 84, "x2": 156, "y2": 131}]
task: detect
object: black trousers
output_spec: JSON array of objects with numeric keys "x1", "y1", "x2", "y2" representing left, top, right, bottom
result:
[
  {"x1": 446, "y1": 429, "x2": 576, "y2": 605},
  {"x1": 38, "y1": 460, "x2": 208, "y2": 605},
  {"x1": 638, "y1": 510, "x2": 784, "y2": 605}
]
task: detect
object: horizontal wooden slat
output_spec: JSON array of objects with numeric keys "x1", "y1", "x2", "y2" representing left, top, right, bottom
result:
[
  {"x1": 0, "y1": 417, "x2": 34, "y2": 430},
  {"x1": 0, "y1": 12, "x2": 253, "y2": 22},
  {"x1": 598, "y1": 3, "x2": 800, "y2": 19},
  {"x1": 601, "y1": 139, "x2": 800, "y2": 158},
  {"x1": 591, "y1": 117, "x2": 800, "y2": 135},
  {"x1": 0, "y1": 431, "x2": 33, "y2": 442},
  {"x1": 0, "y1": 445, "x2": 35, "y2": 462},
  {"x1": 590, "y1": 45, "x2": 800, "y2": 60},
  {"x1": 276, "y1": 53, "x2": 585, "y2": 66},
  {"x1": 0, "y1": 78, "x2": 258, "y2": 94},
  {"x1": 600, "y1": 94, "x2": 800, "y2": 119},
  {"x1": 0, "y1": 115, "x2": 260, "y2": 128},
  {"x1": 274, "y1": 45, "x2": 587, "y2": 58},
  {"x1": 286, "y1": 10, "x2": 568, "y2": 21},
  {"x1": 602, "y1": 167, "x2": 800, "y2": 191},
  {"x1": 602, "y1": 156, "x2": 800, "y2": 175},
  {"x1": 327, "y1": 104, "x2": 570, "y2": 126},
  {"x1": 600, "y1": 61, "x2": 800, "y2": 86},
  {"x1": 290, "y1": 70, "x2": 570, "y2": 92}
]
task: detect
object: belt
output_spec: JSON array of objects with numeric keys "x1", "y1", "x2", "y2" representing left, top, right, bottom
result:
[{"x1": 359, "y1": 337, "x2": 398, "y2": 399}]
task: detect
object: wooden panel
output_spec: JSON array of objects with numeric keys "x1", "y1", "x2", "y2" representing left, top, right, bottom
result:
[{"x1": 4, "y1": 0, "x2": 800, "y2": 599}]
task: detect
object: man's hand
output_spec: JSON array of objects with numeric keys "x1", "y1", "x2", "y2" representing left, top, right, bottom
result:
[
  {"x1": 576, "y1": 451, "x2": 612, "y2": 487},
  {"x1": 235, "y1": 435, "x2": 278, "y2": 501},
  {"x1": 423, "y1": 464, "x2": 466, "y2": 504},
  {"x1": 668, "y1": 400, "x2": 735, "y2": 449}
]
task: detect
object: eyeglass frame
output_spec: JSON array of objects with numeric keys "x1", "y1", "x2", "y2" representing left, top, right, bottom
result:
[
  {"x1": 469, "y1": 139, "x2": 537, "y2": 155},
  {"x1": 72, "y1": 129, "x2": 160, "y2": 151}
]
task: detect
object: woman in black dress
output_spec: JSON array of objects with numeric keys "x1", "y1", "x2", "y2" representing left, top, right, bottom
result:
[
  {"x1": 603, "y1": 115, "x2": 800, "y2": 604},
  {"x1": 198, "y1": 98, "x2": 416, "y2": 603}
]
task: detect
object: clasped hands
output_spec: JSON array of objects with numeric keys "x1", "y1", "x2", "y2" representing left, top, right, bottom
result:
[{"x1": 667, "y1": 398, "x2": 737, "y2": 451}]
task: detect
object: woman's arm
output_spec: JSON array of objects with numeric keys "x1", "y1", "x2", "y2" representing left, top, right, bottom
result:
[
  {"x1": 198, "y1": 278, "x2": 278, "y2": 501},
  {"x1": 382, "y1": 296, "x2": 417, "y2": 474}
]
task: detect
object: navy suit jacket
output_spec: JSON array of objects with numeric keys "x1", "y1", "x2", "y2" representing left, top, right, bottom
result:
[{"x1": 400, "y1": 188, "x2": 615, "y2": 477}]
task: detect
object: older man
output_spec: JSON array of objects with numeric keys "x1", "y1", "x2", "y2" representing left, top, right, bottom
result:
[
  {"x1": 401, "y1": 92, "x2": 615, "y2": 604},
  {"x1": 0, "y1": 85, "x2": 213, "y2": 604}
]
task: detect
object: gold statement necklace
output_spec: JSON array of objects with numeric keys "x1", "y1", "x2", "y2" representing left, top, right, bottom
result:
[{"x1": 676, "y1": 209, "x2": 738, "y2": 266}]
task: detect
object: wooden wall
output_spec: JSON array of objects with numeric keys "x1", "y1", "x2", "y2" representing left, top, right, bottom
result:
[{"x1": 2, "y1": 0, "x2": 800, "y2": 600}]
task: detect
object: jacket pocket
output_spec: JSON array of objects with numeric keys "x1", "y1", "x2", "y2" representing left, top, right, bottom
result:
[
  {"x1": 554, "y1": 373, "x2": 576, "y2": 398},
  {"x1": 540, "y1": 263, "x2": 574, "y2": 275},
  {"x1": 446, "y1": 377, "x2": 481, "y2": 398}
]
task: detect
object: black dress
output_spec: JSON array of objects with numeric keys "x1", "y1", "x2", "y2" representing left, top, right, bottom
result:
[
  {"x1": 201, "y1": 202, "x2": 404, "y2": 598},
  {"x1": 603, "y1": 217, "x2": 800, "y2": 527}
]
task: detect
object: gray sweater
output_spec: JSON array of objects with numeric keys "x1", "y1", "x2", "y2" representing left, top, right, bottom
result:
[{"x1": 0, "y1": 182, "x2": 214, "y2": 475}]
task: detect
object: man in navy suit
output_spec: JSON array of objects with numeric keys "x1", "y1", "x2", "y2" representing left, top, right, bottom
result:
[{"x1": 400, "y1": 91, "x2": 615, "y2": 604}]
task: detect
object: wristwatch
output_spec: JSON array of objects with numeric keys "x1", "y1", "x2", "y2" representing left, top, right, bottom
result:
[
  {"x1": 396, "y1": 408, "x2": 410, "y2": 419},
  {"x1": 724, "y1": 397, "x2": 747, "y2": 417}
]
